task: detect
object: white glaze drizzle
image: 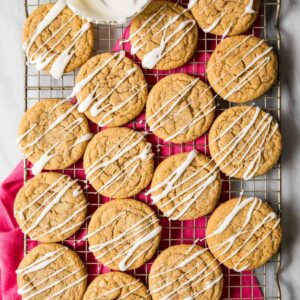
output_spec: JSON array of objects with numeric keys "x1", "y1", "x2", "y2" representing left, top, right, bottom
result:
[
  {"x1": 86, "y1": 130, "x2": 153, "y2": 195},
  {"x1": 16, "y1": 248, "x2": 64, "y2": 275},
  {"x1": 202, "y1": 12, "x2": 226, "y2": 33},
  {"x1": 23, "y1": 179, "x2": 78, "y2": 234},
  {"x1": 88, "y1": 211, "x2": 161, "y2": 271},
  {"x1": 23, "y1": 266, "x2": 84, "y2": 300},
  {"x1": 31, "y1": 203, "x2": 87, "y2": 240},
  {"x1": 123, "y1": 2, "x2": 196, "y2": 69},
  {"x1": 17, "y1": 100, "x2": 91, "y2": 175},
  {"x1": 245, "y1": 0, "x2": 257, "y2": 14},
  {"x1": 24, "y1": 0, "x2": 91, "y2": 79}
]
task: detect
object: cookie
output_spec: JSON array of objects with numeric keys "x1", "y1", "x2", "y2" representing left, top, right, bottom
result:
[
  {"x1": 148, "y1": 150, "x2": 221, "y2": 220},
  {"x1": 17, "y1": 243, "x2": 87, "y2": 300},
  {"x1": 14, "y1": 172, "x2": 87, "y2": 243},
  {"x1": 87, "y1": 199, "x2": 161, "y2": 271},
  {"x1": 23, "y1": 1, "x2": 94, "y2": 79},
  {"x1": 209, "y1": 105, "x2": 282, "y2": 179},
  {"x1": 149, "y1": 244, "x2": 223, "y2": 300},
  {"x1": 191, "y1": 0, "x2": 261, "y2": 36},
  {"x1": 129, "y1": 1, "x2": 198, "y2": 70},
  {"x1": 83, "y1": 127, "x2": 154, "y2": 198},
  {"x1": 83, "y1": 272, "x2": 150, "y2": 300},
  {"x1": 206, "y1": 196, "x2": 282, "y2": 271},
  {"x1": 207, "y1": 35, "x2": 278, "y2": 102},
  {"x1": 17, "y1": 99, "x2": 91, "y2": 175},
  {"x1": 146, "y1": 73, "x2": 215, "y2": 143},
  {"x1": 75, "y1": 52, "x2": 148, "y2": 127}
]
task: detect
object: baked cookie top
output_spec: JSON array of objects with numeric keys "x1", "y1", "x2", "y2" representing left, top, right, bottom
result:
[
  {"x1": 209, "y1": 105, "x2": 282, "y2": 179},
  {"x1": 207, "y1": 35, "x2": 278, "y2": 102},
  {"x1": 14, "y1": 172, "x2": 87, "y2": 243},
  {"x1": 76, "y1": 52, "x2": 148, "y2": 127},
  {"x1": 87, "y1": 199, "x2": 161, "y2": 271},
  {"x1": 17, "y1": 99, "x2": 91, "y2": 175},
  {"x1": 23, "y1": 0, "x2": 94, "y2": 79},
  {"x1": 148, "y1": 150, "x2": 221, "y2": 220},
  {"x1": 129, "y1": 1, "x2": 198, "y2": 70},
  {"x1": 191, "y1": 0, "x2": 261, "y2": 36},
  {"x1": 83, "y1": 272, "x2": 150, "y2": 300},
  {"x1": 206, "y1": 196, "x2": 282, "y2": 271},
  {"x1": 83, "y1": 127, "x2": 154, "y2": 198},
  {"x1": 16, "y1": 243, "x2": 87, "y2": 300},
  {"x1": 146, "y1": 73, "x2": 215, "y2": 143},
  {"x1": 149, "y1": 244, "x2": 223, "y2": 300}
]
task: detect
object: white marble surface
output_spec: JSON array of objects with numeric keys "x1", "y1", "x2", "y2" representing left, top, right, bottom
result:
[{"x1": 0, "y1": 0, "x2": 299, "y2": 299}]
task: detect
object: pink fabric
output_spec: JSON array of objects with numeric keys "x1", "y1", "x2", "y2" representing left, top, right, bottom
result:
[
  {"x1": 0, "y1": 162, "x2": 23, "y2": 300},
  {"x1": 0, "y1": 16, "x2": 264, "y2": 300}
]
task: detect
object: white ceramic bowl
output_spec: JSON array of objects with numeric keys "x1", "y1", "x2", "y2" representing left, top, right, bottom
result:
[{"x1": 66, "y1": 0, "x2": 151, "y2": 25}]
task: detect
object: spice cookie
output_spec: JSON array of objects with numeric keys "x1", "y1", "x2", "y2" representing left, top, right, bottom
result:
[
  {"x1": 209, "y1": 105, "x2": 282, "y2": 179},
  {"x1": 206, "y1": 196, "x2": 282, "y2": 271},
  {"x1": 87, "y1": 199, "x2": 161, "y2": 271},
  {"x1": 147, "y1": 150, "x2": 221, "y2": 220},
  {"x1": 17, "y1": 243, "x2": 87, "y2": 300},
  {"x1": 76, "y1": 52, "x2": 148, "y2": 127},
  {"x1": 14, "y1": 172, "x2": 87, "y2": 243},
  {"x1": 83, "y1": 272, "x2": 150, "y2": 300},
  {"x1": 83, "y1": 127, "x2": 154, "y2": 198},
  {"x1": 23, "y1": 0, "x2": 94, "y2": 79},
  {"x1": 190, "y1": 0, "x2": 261, "y2": 36},
  {"x1": 146, "y1": 73, "x2": 215, "y2": 143},
  {"x1": 17, "y1": 99, "x2": 91, "y2": 175},
  {"x1": 149, "y1": 244, "x2": 223, "y2": 300},
  {"x1": 129, "y1": 1, "x2": 198, "y2": 70},
  {"x1": 207, "y1": 35, "x2": 278, "y2": 102}
]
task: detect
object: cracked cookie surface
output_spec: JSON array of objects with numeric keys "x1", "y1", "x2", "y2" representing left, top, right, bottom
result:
[
  {"x1": 76, "y1": 52, "x2": 148, "y2": 127},
  {"x1": 14, "y1": 172, "x2": 87, "y2": 243},
  {"x1": 207, "y1": 35, "x2": 278, "y2": 102},
  {"x1": 149, "y1": 244, "x2": 223, "y2": 300},
  {"x1": 191, "y1": 0, "x2": 261, "y2": 36},
  {"x1": 83, "y1": 127, "x2": 154, "y2": 198},
  {"x1": 146, "y1": 73, "x2": 215, "y2": 143},
  {"x1": 149, "y1": 151, "x2": 221, "y2": 220},
  {"x1": 18, "y1": 99, "x2": 91, "y2": 172},
  {"x1": 209, "y1": 106, "x2": 282, "y2": 179},
  {"x1": 83, "y1": 271, "x2": 150, "y2": 300},
  {"x1": 206, "y1": 197, "x2": 282, "y2": 270},
  {"x1": 130, "y1": 1, "x2": 198, "y2": 70},
  {"x1": 23, "y1": 3, "x2": 94, "y2": 76},
  {"x1": 88, "y1": 199, "x2": 161, "y2": 271},
  {"x1": 17, "y1": 243, "x2": 87, "y2": 300}
]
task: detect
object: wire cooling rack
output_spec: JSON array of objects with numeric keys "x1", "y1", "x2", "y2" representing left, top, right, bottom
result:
[{"x1": 23, "y1": 0, "x2": 282, "y2": 299}]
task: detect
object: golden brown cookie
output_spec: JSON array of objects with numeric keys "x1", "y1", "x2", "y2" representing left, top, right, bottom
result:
[
  {"x1": 83, "y1": 127, "x2": 154, "y2": 198},
  {"x1": 191, "y1": 0, "x2": 261, "y2": 36},
  {"x1": 209, "y1": 105, "x2": 282, "y2": 179},
  {"x1": 207, "y1": 35, "x2": 278, "y2": 102},
  {"x1": 130, "y1": 1, "x2": 198, "y2": 70},
  {"x1": 76, "y1": 52, "x2": 148, "y2": 127},
  {"x1": 83, "y1": 272, "x2": 150, "y2": 300},
  {"x1": 17, "y1": 99, "x2": 91, "y2": 175},
  {"x1": 14, "y1": 172, "x2": 87, "y2": 243},
  {"x1": 23, "y1": 2, "x2": 94, "y2": 79},
  {"x1": 16, "y1": 243, "x2": 87, "y2": 300},
  {"x1": 206, "y1": 196, "x2": 282, "y2": 271},
  {"x1": 149, "y1": 244, "x2": 223, "y2": 300},
  {"x1": 148, "y1": 150, "x2": 221, "y2": 220},
  {"x1": 87, "y1": 199, "x2": 161, "y2": 271},
  {"x1": 146, "y1": 73, "x2": 215, "y2": 143}
]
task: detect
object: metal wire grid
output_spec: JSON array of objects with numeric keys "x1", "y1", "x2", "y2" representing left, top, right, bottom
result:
[{"x1": 23, "y1": 0, "x2": 282, "y2": 299}]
